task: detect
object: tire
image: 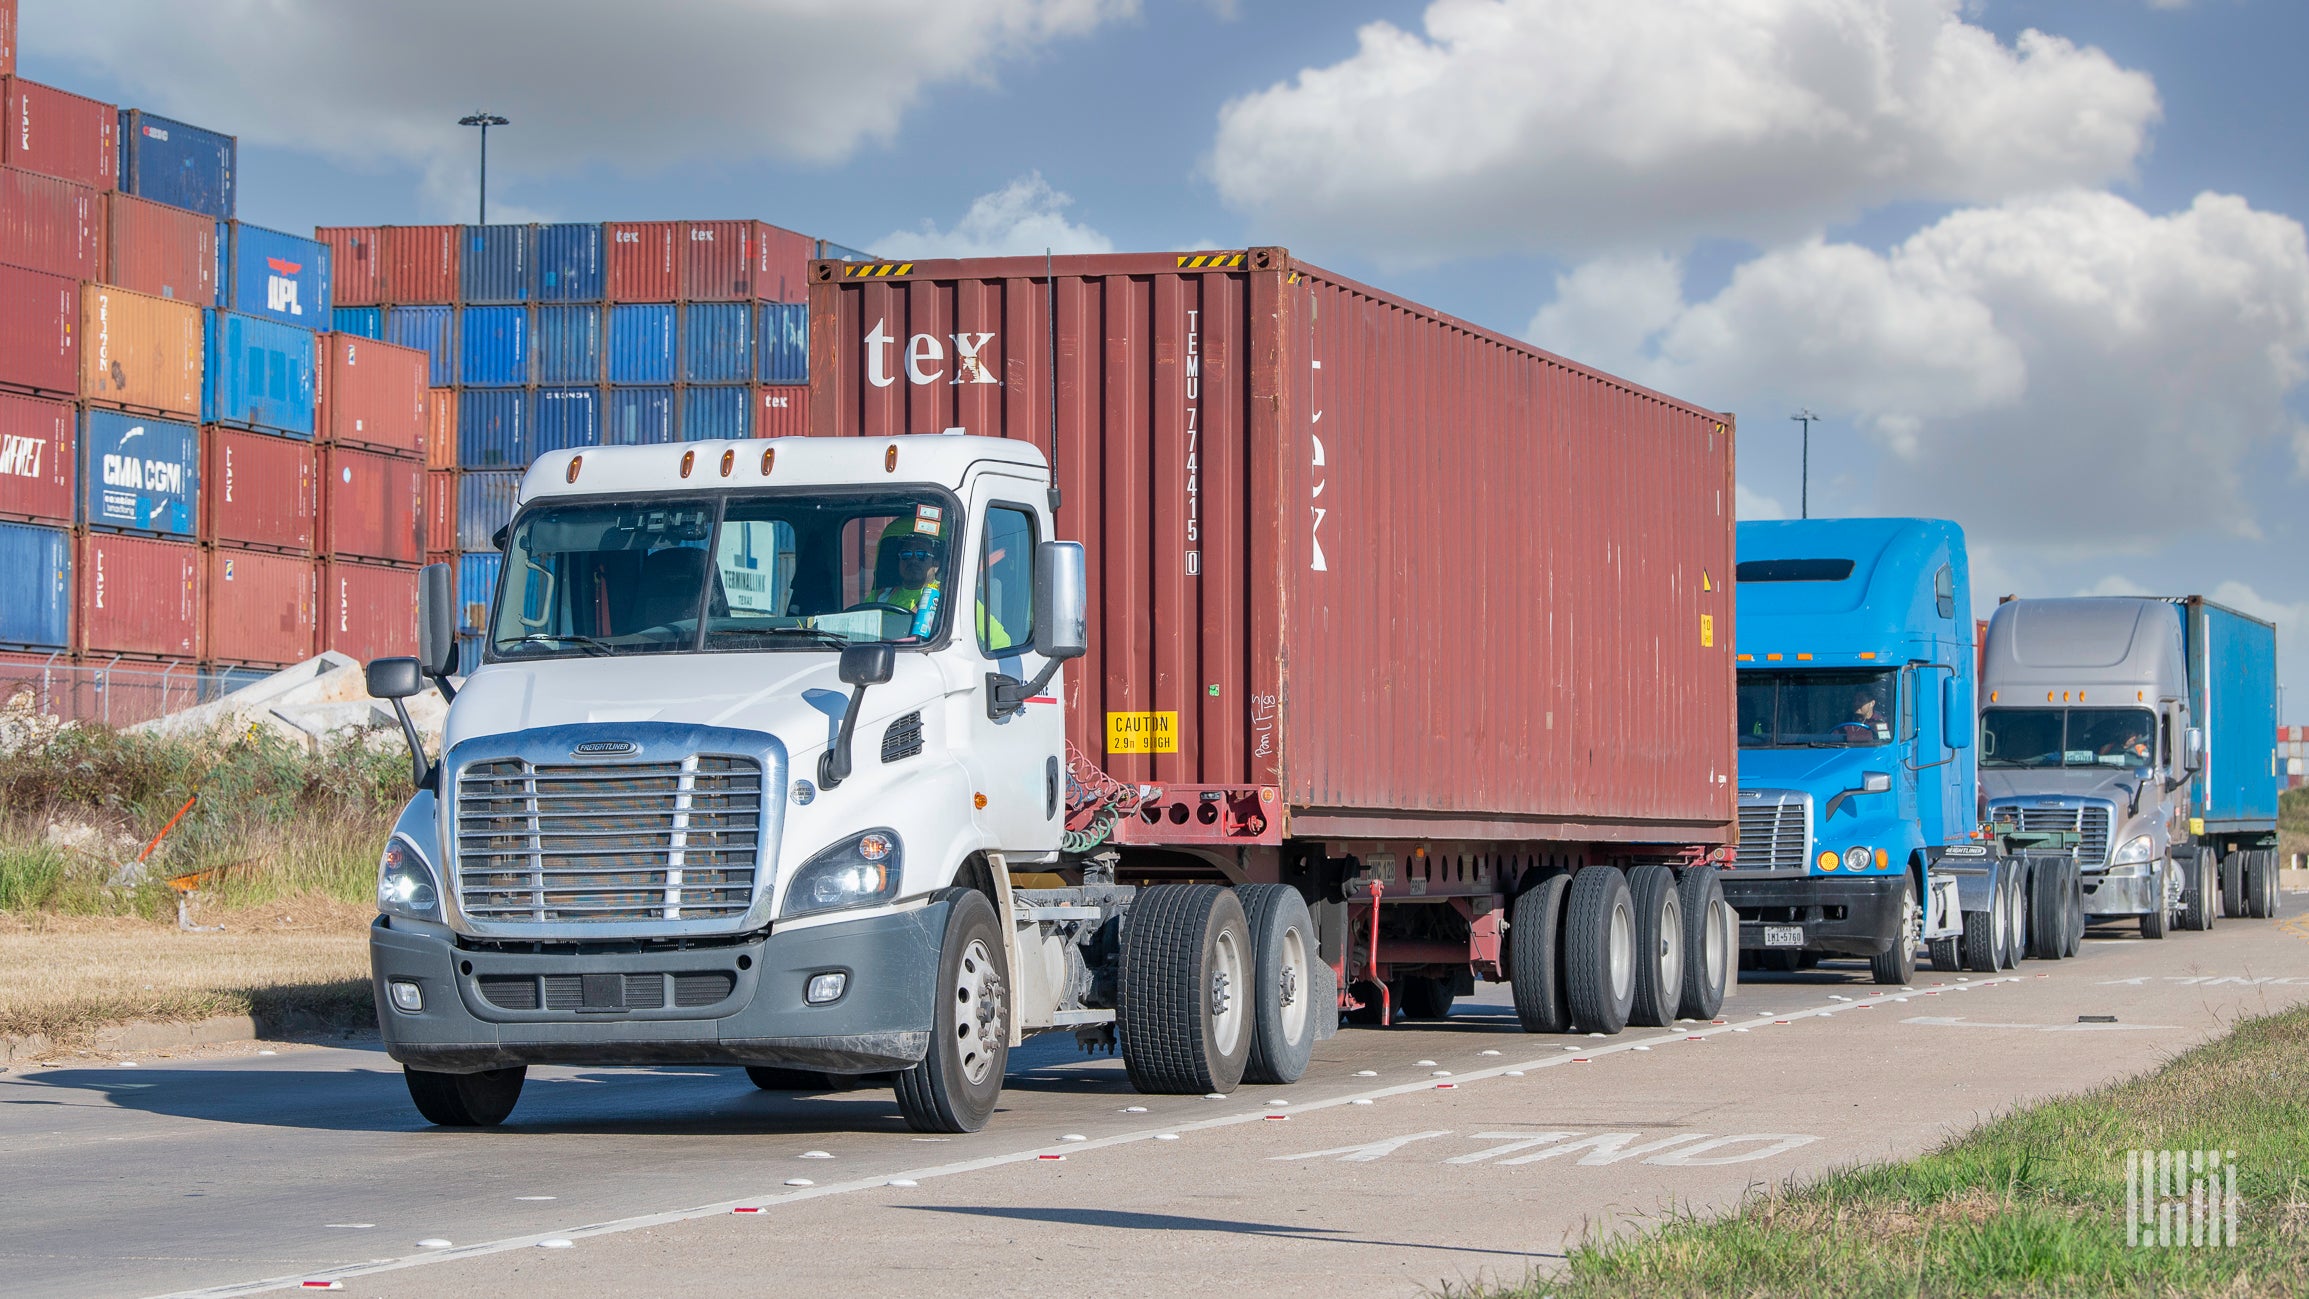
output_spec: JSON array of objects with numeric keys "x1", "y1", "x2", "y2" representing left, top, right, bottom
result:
[
  {"x1": 1563, "y1": 866, "x2": 1635, "y2": 1035},
  {"x1": 2243, "y1": 850, "x2": 2275, "y2": 919},
  {"x1": 1960, "y1": 881, "x2": 2003, "y2": 973},
  {"x1": 1238, "y1": 884, "x2": 1319, "y2": 1085},
  {"x1": 1509, "y1": 873, "x2": 1572, "y2": 1034},
  {"x1": 2180, "y1": 853, "x2": 2215, "y2": 932},
  {"x1": 405, "y1": 1065, "x2": 525, "y2": 1127},
  {"x1": 2028, "y1": 861, "x2": 2068, "y2": 959},
  {"x1": 1676, "y1": 866, "x2": 1732, "y2": 1020},
  {"x1": 1119, "y1": 883, "x2": 1253, "y2": 1095},
  {"x1": 1928, "y1": 937, "x2": 1960, "y2": 971},
  {"x1": 2000, "y1": 869, "x2": 2026, "y2": 969},
  {"x1": 1395, "y1": 974, "x2": 1455, "y2": 1021},
  {"x1": 2061, "y1": 860, "x2": 2084, "y2": 957},
  {"x1": 1626, "y1": 865, "x2": 1684, "y2": 1028},
  {"x1": 2139, "y1": 862, "x2": 2169, "y2": 940},
  {"x1": 894, "y1": 890, "x2": 1009, "y2": 1133},
  {"x1": 2220, "y1": 851, "x2": 2245, "y2": 920},
  {"x1": 1871, "y1": 878, "x2": 1919, "y2": 985}
]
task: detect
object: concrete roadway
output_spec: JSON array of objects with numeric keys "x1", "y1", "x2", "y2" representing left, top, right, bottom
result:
[{"x1": 2, "y1": 888, "x2": 2303, "y2": 1299}]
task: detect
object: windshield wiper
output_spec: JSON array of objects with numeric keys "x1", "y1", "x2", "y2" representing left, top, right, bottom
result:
[
  {"x1": 500, "y1": 633, "x2": 615, "y2": 658},
  {"x1": 710, "y1": 626, "x2": 853, "y2": 648}
]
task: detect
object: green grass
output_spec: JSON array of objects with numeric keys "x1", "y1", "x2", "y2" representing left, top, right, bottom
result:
[{"x1": 1471, "y1": 1006, "x2": 2309, "y2": 1298}]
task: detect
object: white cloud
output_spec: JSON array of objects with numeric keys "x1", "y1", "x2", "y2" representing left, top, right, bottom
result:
[
  {"x1": 1735, "y1": 483, "x2": 1789, "y2": 521},
  {"x1": 1209, "y1": 0, "x2": 2159, "y2": 259},
  {"x1": 30, "y1": 0, "x2": 1133, "y2": 215},
  {"x1": 872, "y1": 173, "x2": 1114, "y2": 259},
  {"x1": 1529, "y1": 190, "x2": 2309, "y2": 554}
]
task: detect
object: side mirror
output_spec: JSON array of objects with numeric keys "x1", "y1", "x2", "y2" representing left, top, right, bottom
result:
[
  {"x1": 838, "y1": 642, "x2": 896, "y2": 688},
  {"x1": 1861, "y1": 771, "x2": 1892, "y2": 794},
  {"x1": 1942, "y1": 676, "x2": 1974, "y2": 750},
  {"x1": 366, "y1": 656, "x2": 424, "y2": 700},
  {"x1": 1032, "y1": 540, "x2": 1088, "y2": 661},
  {"x1": 2184, "y1": 726, "x2": 2205, "y2": 773},
  {"x1": 417, "y1": 561, "x2": 457, "y2": 678}
]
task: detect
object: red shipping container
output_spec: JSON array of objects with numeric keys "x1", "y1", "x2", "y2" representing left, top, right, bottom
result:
[
  {"x1": 204, "y1": 426, "x2": 317, "y2": 554},
  {"x1": 206, "y1": 547, "x2": 316, "y2": 667},
  {"x1": 1, "y1": 78, "x2": 115, "y2": 191},
  {"x1": 606, "y1": 220, "x2": 678, "y2": 301},
  {"x1": 321, "y1": 445, "x2": 422, "y2": 564},
  {"x1": 0, "y1": 0, "x2": 16, "y2": 77},
  {"x1": 683, "y1": 219, "x2": 814, "y2": 303},
  {"x1": 0, "y1": 650, "x2": 81, "y2": 722},
  {"x1": 0, "y1": 165, "x2": 104, "y2": 281},
  {"x1": 753, "y1": 384, "x2": 809, "y2": 438},
  {"x1": 317, "y1": 332, "x2": 428, "y2": 456},
  {"x1": 321, "y1": 558, "x2": 417, "y2": 664},
  {"x1": 0, "y1": 390, "x2": 74, "y2": 524},
  {"x1": 317, "y1": 226, "x2": 384, "y2": 306},
  {"x1": 809, "y1": 248, "x2": 1736, "y2": 849},
  {"x1": 104, "y1": 190, "x2": 216, "y2": 303},
  {"x1": 382, "y1": 225, "x2": 457, "y2": 303},
  {"x1": 0, "y1": 262, "x2": 76, "y2": 397},
  {"x1": 423, "y1": 469, "x2": 457, "y2": 553},
  {"x1": 77, "y1": 531, "x2": 201, "y2": 660}
]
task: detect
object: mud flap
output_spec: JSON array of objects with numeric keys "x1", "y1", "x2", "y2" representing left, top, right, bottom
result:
[{"x1": 1312, "y1": 960, "x2": 1339, "y2": 1041}]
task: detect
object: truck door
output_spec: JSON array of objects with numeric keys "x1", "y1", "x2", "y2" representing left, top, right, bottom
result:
[{"x1": 954, "y1": 485, "x2": 1066, "y2": 854}]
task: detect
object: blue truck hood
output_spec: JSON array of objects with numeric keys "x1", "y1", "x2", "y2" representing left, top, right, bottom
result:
[{"x1": 1738, "y1": 746, "x2": 1891, "y2": 795}]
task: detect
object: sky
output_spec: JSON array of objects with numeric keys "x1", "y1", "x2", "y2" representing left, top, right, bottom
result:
[{"x1": 23, "y1": 0, "x2": 2309, "y2": 717}]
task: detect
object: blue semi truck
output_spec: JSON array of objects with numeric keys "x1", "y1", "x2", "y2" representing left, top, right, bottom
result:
[{"x1": 1727, "y1": 518, "x2": 2084, "y2": 979}]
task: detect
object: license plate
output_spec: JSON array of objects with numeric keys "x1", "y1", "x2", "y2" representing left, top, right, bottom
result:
[{"x1": 1764, "y1": 926, "x2": 1805, "y2": 948}]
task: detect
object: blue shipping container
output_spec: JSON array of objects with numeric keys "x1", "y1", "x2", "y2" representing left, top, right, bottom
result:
[
  {"x1": 606, "y1": 304, "x2": 676, "y2": 384},
  {"x1": 461, "y1": 225, "x2": 531, "y2": 304},
  {"x1": 216, "y1": 221, "x2": 331, "y2": 328},
  {"x1": 332, "y1": 306, "x2": 383, "y2": 340},
  {"x1": 458, "y1": 388, "x2": 527, "y2": 469},
  {"x1": 681, "y1": 386, "x2": 752, "y2": 441},
  {"x1": 81, "y1": 409, "x2": 198, "y2": 537},
  {"x1": 532, "y1": 387, "x2": 601, "y2": 456},
  {"x1": 459, "y1": 305, "x2": 530, "y2": 386},
  {"x1": 0, "y1": 522, "x2": 72, "y2": 649},
  {"x1": 535, "y1": 305, "x2": 601, "y2": 384},
  {"x1": 117, "y1": 110, "x2": 236, "y2": 220},
  {"x1": 386, "y1": 306, "x2": 457, "y2": 386},
  {"x1": 2180, "y1": 599, "x2": 2281, "y2": 829},
  {"x1": 458, "y1": 550, "x2": 501, "y2": 635},
  {"x1": 681, "y1": 302, "x2": 754, "y2": 384},
  {"x1": 535, "y1": 223, "x2": 604, "y2": 302},
  {"x1": 759, "y1": 301, "x2": 807, "y2": 384},
  {"x1": 203, "y1": 311, "x2": 318, "y2": 438},
  {"x1": 604, "y1": 387, "x2": 677, "y2": 445},
  {"x1": 458, "y1": 472, "x2": 521, "y2": 551}
]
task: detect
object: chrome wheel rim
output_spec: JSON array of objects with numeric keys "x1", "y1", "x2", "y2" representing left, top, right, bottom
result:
[
  {"x1": 1656, "y1": 894, "x2": 1683, "y2": 1003},
  {"x1": 953, "y1": 937, "x2": 1004, "y2": 1088},
  {"x1": 1210, "y1": 925, "x2": 1247, "y2": 1056},
  {"x1": 1607, "y1": 898, "x2": 1635, "y2": 1004},
  {"x1": 1275, "y1": 924, "x2": 1310, "y2": 1043}
]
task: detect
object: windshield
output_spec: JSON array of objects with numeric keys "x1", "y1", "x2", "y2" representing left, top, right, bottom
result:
[
  {"x1": 1980, "y1": 707, "x2": 2156, "y2": 769},
  {"x1": 1738, "y1": 669, "x2": 1897, "y2": 748},
  {"x1": 489, "y1": 490, "x2": 958, "y2": 659}
]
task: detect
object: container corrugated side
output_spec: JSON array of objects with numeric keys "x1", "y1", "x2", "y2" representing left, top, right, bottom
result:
[
  {"x1": 0, "y1": 391, "x2": 73, "y2": 524},
  {"x1": 606, "y1": 220, "x2": 678, "y2": 301},
  {"x1": 1, "y1": 165, "x2": 104, "y2": 281},
  {"x1": 331, "y1": 306, "x2": 382, "y2": 339},
  {"x1": 680, "y1": 386, "x2": 750, "y2": 439},
  {"x1": 80, "y1": 407, "x2": 196, "y2": 537},
  {"x1": 808, "y1": 248, "x2": 1738, "y2": 846},
  {"x1": 104, "y1": 190, "x2": 214, "y2": 302},
  {"x1": 320, "y1": 558, "x2": 416, "y2": 663},
  {"x1": 318, "y1": 332, "x2": 428, "y2": 457},
  {"x1": 0, "y1": 1, "x2": 15, "y2": 77},
  {"x1": 535, "y1": 223, "x2": 602, "y2": 301},
  {"x1": 320, "y1": 444, "x2": 422, "y2": 564},
  {"x1": 205, "y1": 546, "x2": 315, "y2": 666},
  {"x1": 456, "y1": 388, "x2": 525, "y2": 469},
  {"x1": 606, "y1": 304, "x2": 676, "y2": 383},
  {"x1": 116, "y1": 109, "x2": 235, "y2": 219},
  {"x1": 683, "y1": 219, "x2": 813, "y2": 303},
  {"x1": 0, "y1": 520, "x2": 70, "y2": 649},
  {"x1": 457, "y1": 470, "x2": 520, "y2": 550},
  {"x1": 203, "y1": 310, "x2": 318, "y2": 438},
  {"x1": 754, "y1": 384, "x2": 809, "y2": 439},
  {"x1": 681, "y1": 301, "x2": 753, "y2": 382},
  {"x1": 459, "y1": 304, "x2": 529, "y2": 386},
  {"x1": 2, "y1": 77, "x2": 115, "y2": 190},
  {"x1": 77, "y1": 531, "x2": 200, "y2": 660},
  {"x1": 460, "y1": 224, "x2": 530, "y2": 303},
  {"x1": 536, "y1": 304, "x2": 601, "y2": 384},
  {"x1": 217, "y1": 221, "x2": 331, "y2": 328},
  {"x1": 0, "y1": 262, "x2": 77, "y2": 397},
  {"x1": 458, "y1": 550, "x2": 501, "y2": 639},
  {"x1": 532, "y1": 386, "x2": 600, "y2": 456},
  {"x1": 202, "y1": 425, "x2": 315, "y2": 554},
  {"x1": 604, "y1": 387, "x2": 676, "y2": 445},
  {"x1": 759, "y1": 301, "x2": 807, "y2": 383},
  {"x1": 424, "y1": 469, "x2": 458, "y2": 552},
  {"x1": 381, "y1": 226, "x2": 458, "y2": 304},
  {"x1": 425, "y1": 387, "x2": 457, "y2": 469},
  {"x1": 80, "y1": 283, "x2": 203, "y2": 418},
  {"x1": 316, "y1": 227, "x2": 382, "y2": 305},
  {"x1": 384, "y1": 305, "x2": 456, "y2": 386}
]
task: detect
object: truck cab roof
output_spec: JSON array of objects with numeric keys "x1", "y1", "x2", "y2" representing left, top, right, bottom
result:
[
  {"x1": 518, "y1": 434, "x2": 1050, "y2": 505},
  {"x1": 1735, "y1": 517, "x2": 1968, "y2": 666}
]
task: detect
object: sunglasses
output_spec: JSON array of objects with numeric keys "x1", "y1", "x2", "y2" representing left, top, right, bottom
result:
[{"x1": 895, "y1": 546, "x2": 938, "y2": 559}]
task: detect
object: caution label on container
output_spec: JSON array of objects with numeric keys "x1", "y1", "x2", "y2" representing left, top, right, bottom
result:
[
  {"x1": 1701, "y1": 614, "x2": 1715, "y2": 648},
  {"x1": 1107, "y1": 711, "x2": 1180, "y2": 755}
]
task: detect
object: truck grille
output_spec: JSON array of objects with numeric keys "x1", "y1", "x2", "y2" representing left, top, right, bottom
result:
[
  {"x1": 454, "y1": 754, "x2": 764, "y2": 923},
  {"x1": 1736, "y1": 792, "x2": 1812, "y2": 873},
  {"x1": 1989, "y1": 802, "x2": 2113, "y2": 870}
]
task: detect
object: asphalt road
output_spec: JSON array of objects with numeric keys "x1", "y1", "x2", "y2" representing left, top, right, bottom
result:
[{"x1": 4, "y1": 889, "x2": 2304, "y2": 1299}]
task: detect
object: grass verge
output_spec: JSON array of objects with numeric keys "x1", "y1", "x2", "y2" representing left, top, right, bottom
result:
[{"x1": 1482, "y1": 1005, "x2": 2309, "y2": 1298}]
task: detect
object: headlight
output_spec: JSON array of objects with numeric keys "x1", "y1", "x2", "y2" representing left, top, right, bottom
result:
[
  {"x1": 1844, "y1": 846, "x2": 1871, "y2": 872},
  {"x1": 782, "y1": 829, "x2": 904, "y2": 919},
  {"x1": 377, "y1": 835, "x2": 441, "y2": 921},
  {"x1": 2111, "y1": 835, "x2": 2155, "y2": 866}
]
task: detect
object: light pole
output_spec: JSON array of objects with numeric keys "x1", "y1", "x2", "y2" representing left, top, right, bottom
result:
[
  {"x1": 457, "y1": 113, "x2": 509, "y2": 225},
  {"x1": 1790, "y1": 408, "x2": 1818, "y2": 519}
]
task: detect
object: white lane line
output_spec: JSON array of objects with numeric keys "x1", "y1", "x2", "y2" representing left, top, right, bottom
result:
[{"x1": 146, "y1": 976, "x2": 2019, "y2": 1299}]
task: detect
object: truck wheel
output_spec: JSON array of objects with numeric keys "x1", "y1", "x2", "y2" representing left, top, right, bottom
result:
[
  {"x1": 1509, "y1": 872, "x2": 1572, "y2": 1033},
  {"x1": 2062, "y1": 861, "x2": 2084, "y2": 957},
  {"x1": 894, "y1": 889, "x2": 1009, "y2": 1133},
  {"x1": 1870, "y1": 880, "x2": 1918, "y2": 985},
  {"x1": 1119, "y1": 883, "x2": 1252, "y2": 1095},
  {"x1": 2001, "y1": 868, "x2": 2027, "y2": 968},
  {"x1": 2028, "y1": 862, "x2": 2068, "y2": 959},
  {"x1": 2139, "y1": 863, "x2": 2170, "y2": 940},
  {"x1": 1928, "y1": 937, "x2": 1960, "y2": 971},
  {"x1": 1238, "y1": 883, "x2": 1319, "y2": 1085},
  {"x1": 1675, "y1": 866, "x2": 1732, "y2": 1020},
  {"x1": 1960, "y1": 883, "x2": 2004, "y2": 973},
  {"x1": 2244, "y1": 850, "x2": 2276, "y2": 919},
  {"x1": 2181, "y1": 853, "x2": 2215, "y2": 931},
  {"x1": 1563, "y1": 866, "x2": 1635, "y2": 1035},
  {"x1": 1395, "y1": 976, "x2": 1456, "y2": 1021},
  {"x1": 404, "y1": 1065, "x2": 524, "y2": 1127},
  {"x1": 1626, "y1": 865, "x2": 1683, "y2": 1028},
  {"x1": 2220, "y1": 851, "x2": 2245, "y2": 919}
]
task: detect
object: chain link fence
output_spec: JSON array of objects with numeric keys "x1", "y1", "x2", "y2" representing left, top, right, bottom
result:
[{"x1": 0, "y1": 657, "x2": 275, "y2": 730}]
